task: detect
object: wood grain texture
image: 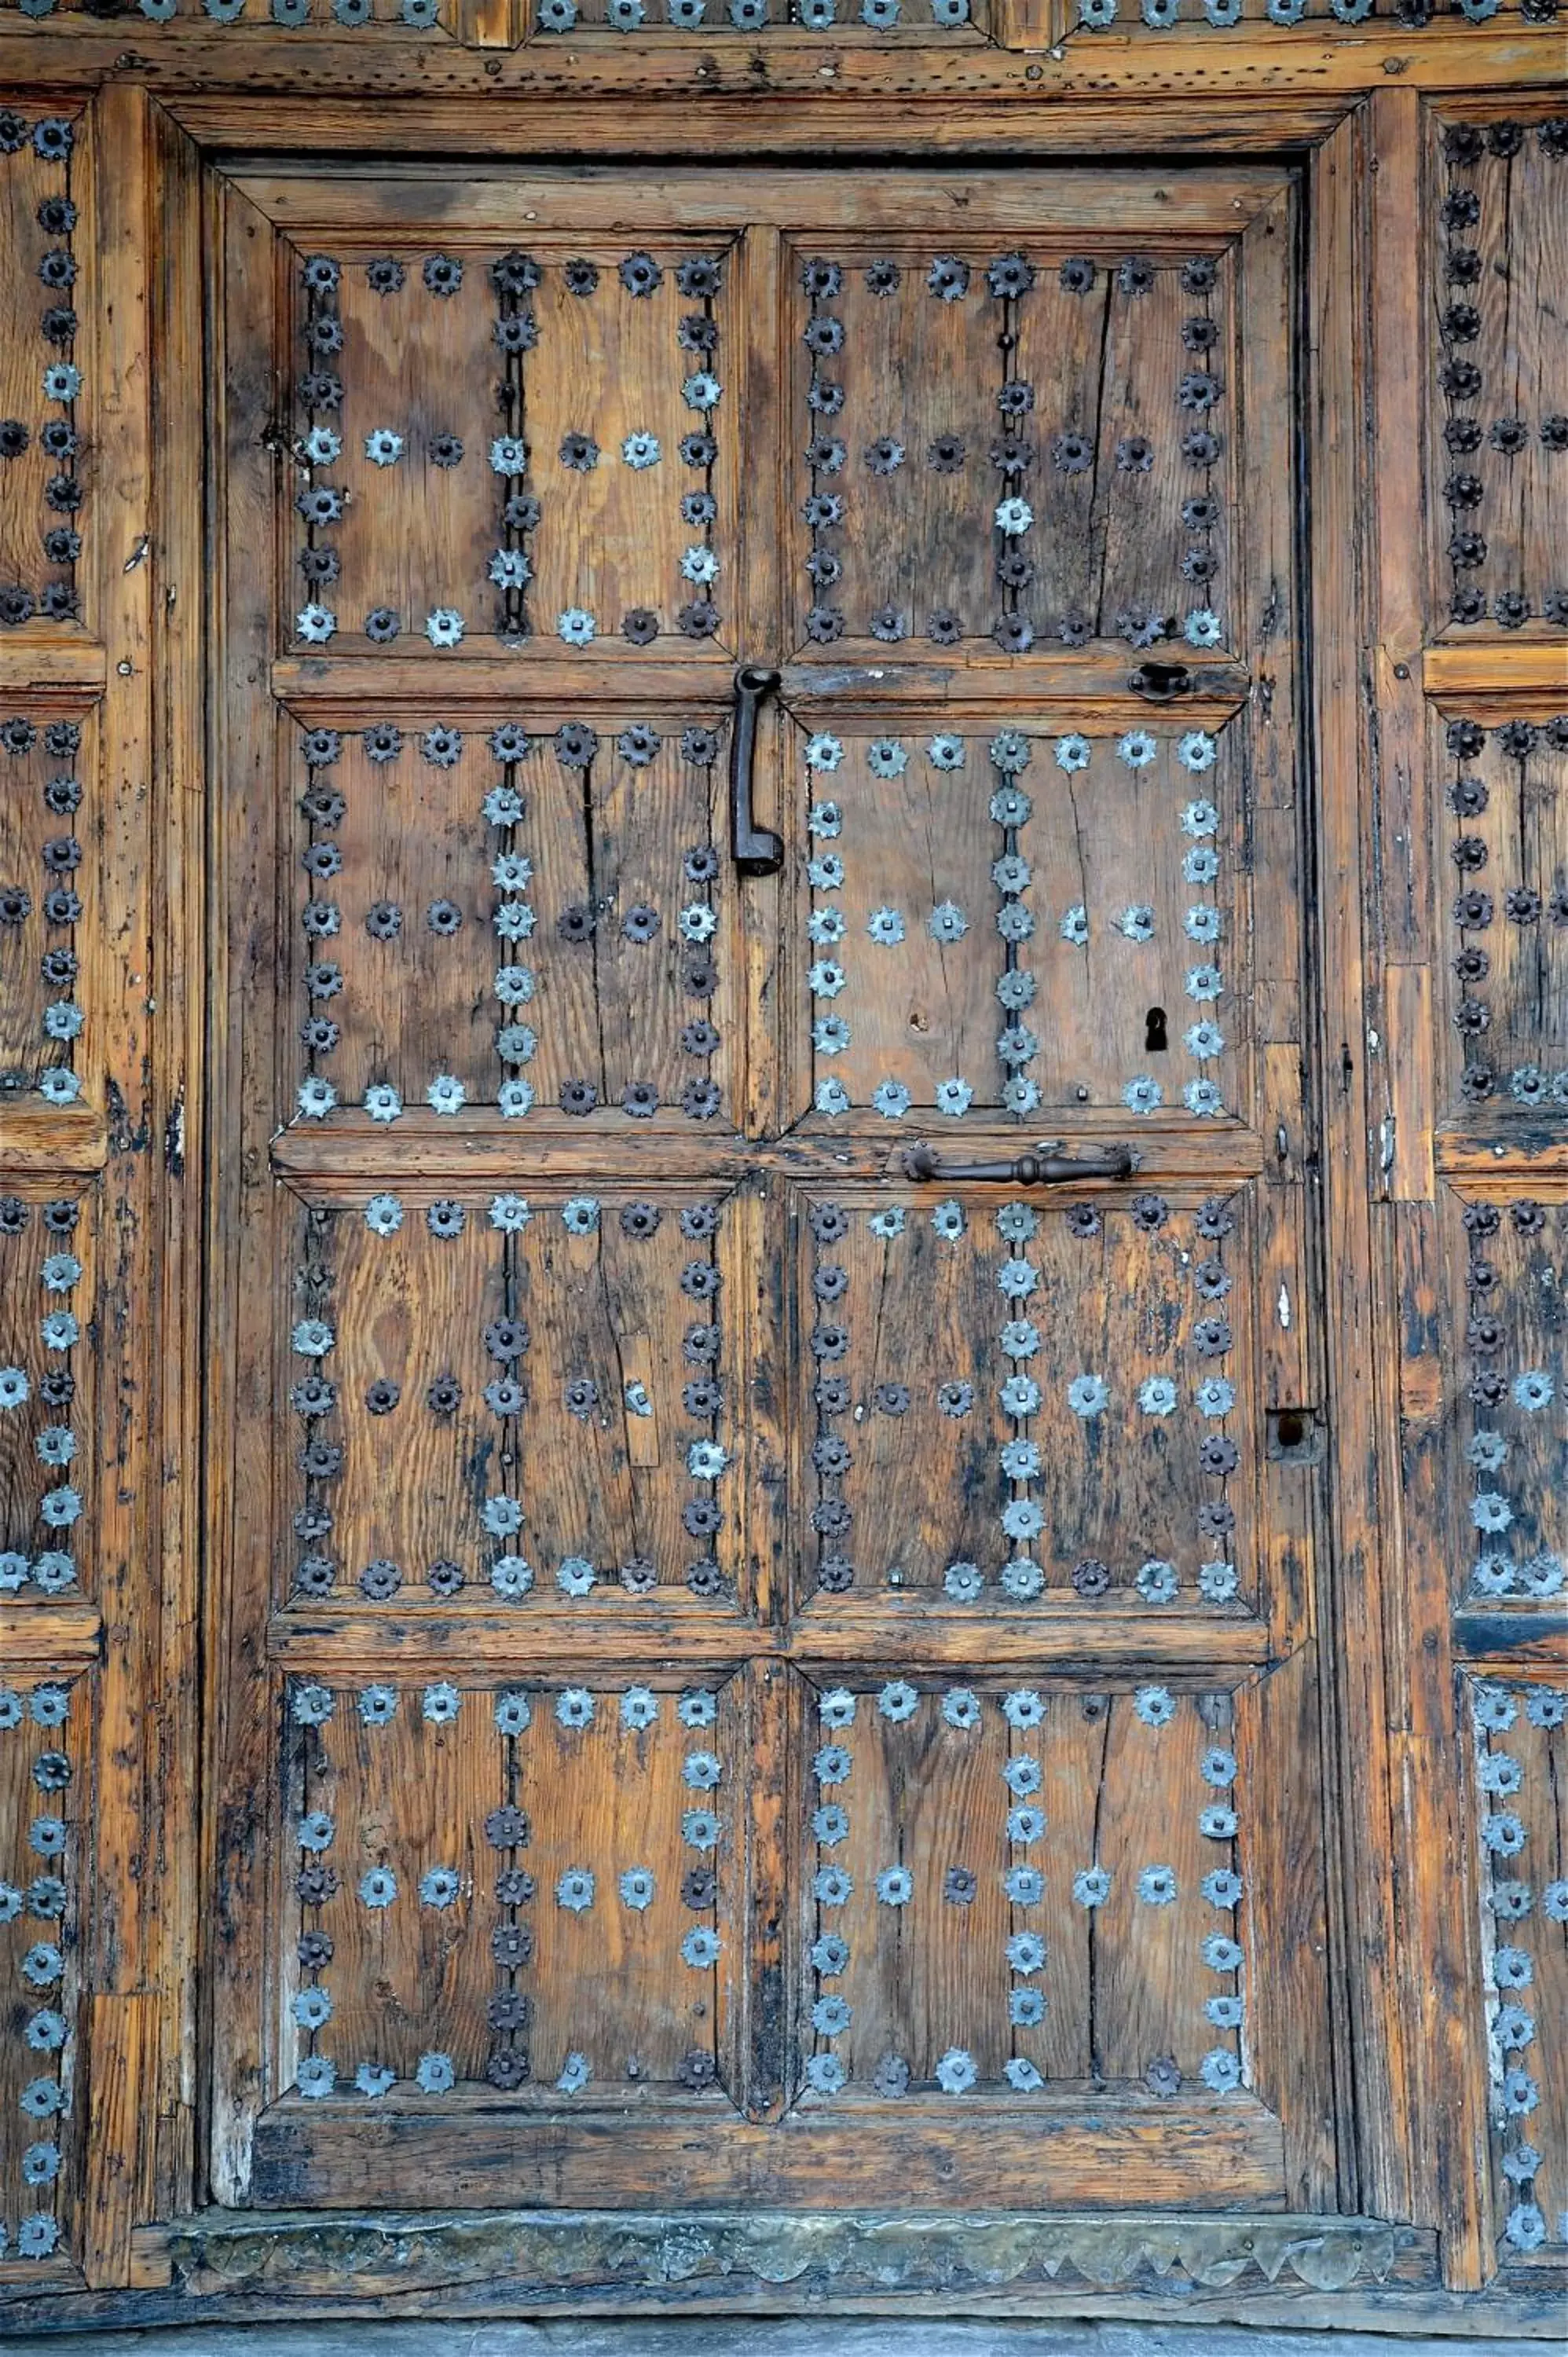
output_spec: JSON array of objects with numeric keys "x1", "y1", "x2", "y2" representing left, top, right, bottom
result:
[
  {"x1": 1233, "y1": 1649, "x2": 1336, "y2": 2212},
  {"x1": 782, "y1": 720, "x2": 1252, "y2": 1124},
  {"x1": 67, "y1": 82, "x2": 169, "y2": 2293},
  {"x1": 5, "y1": 55, "x2": 1559, "y2": 2329},
  {"x1": 0, "y1": 111, "x2": 86, "y2": 634},
  {"x1": 145, "y1": 90, "x2": 207, "y2": 2231},
  {"x1": 1321, "y1": 90, "x2": 1497, "y2": 2290},
  {"x1": 1433, "y1": 711, "x2": 1568, "y2": 1115},
  {"x1": 1425, "y1": 640, "x2": 1568, "y2": 702},
  {"x1": 0, "y1": 1667, "x2": 92, "y2": 2278},
  {"x1": 0, "y1": 707, "x2": 98, "y2": 1094},
  {"x1": 280, "y1": 714, "x2": 741, "y2": 1126},
  {"x1": 786, "y1": 1184, "x2": 1263, "y2": 1615},
  {"x1": 1424, "y1": 1186, "x2": 1566, "y2": 1618},
  {"x1": 777, "y1": 234, "x2": 1240, "y2": 662},
  {"x1": 1424, "y1": 104, "x2": 1568, "y2": 647},
  {"x1": 269, "y1": 1114, "x2": 1269, "y2": 1186},
  {"x1": 5, "y1": 31, "x2": 1563, "y2": 108},
  {"x1": 284, "y1": 1186, "x2": 752, "y2": 1603},
  {"x1": 1306, "y1": 100, "x2": 1409, "y2": 2243},
  {"x1": 283, "y1": 233, "x2": 745, "y2": 662},
  {"x1": 1464, "y1": 1672, "x2": 1568, "y2": 2265},
  {"x1": 280, "y1": 1673, "x2": 746, "y2": 2101},
  {"x1": 0, "y1": 1601, "x2": 101, "y2": 1665},
  {"x1": 263, "y1": 1597, "x2": 1276, "y2": 1668},
  {"x1": 0, "y1": 1187, "x2": 97, "y2": 1607},
  {"x1": 80, "y1": 1992, "x2": 157, "y2": 2299},
  {"x1": 233, "y1": 166, "x2": 1292, "y2": 243},
  {"x1": 273, "y1": 651, "x2": 1251, "y2": 709},
  {"x1": 245, "y1": 2090, "x2": 1287, "y2": 2210},
  {"x1": 207, "y1": 172, "x2": 295, "y2": 2209},
  {"x1": 200, "y1": 148, "x2": 1335, "y2": 2241}
]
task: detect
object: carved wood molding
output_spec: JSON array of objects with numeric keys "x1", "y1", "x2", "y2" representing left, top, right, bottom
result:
[{"x1": 150, "y1": 2205, "x2": 1423, "y2": 2300}]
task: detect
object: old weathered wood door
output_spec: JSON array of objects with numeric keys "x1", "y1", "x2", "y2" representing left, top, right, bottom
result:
[
  {"x1": 203, "y1": 154, "x2": 1342, "y2": 2224},
  {"x1": 5, "y1": 42, "x2": 1568, "y2": 2326}
]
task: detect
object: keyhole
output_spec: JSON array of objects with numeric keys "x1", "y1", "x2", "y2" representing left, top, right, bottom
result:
[
  {"x1": 1276, "y1": 1410, "x2": 1306, "y2": 1450},
  {"x1": 1145, "y1": 1006, "x2": 1169, "y2": 1053}
]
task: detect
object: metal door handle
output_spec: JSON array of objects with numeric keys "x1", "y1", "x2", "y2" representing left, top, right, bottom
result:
[
  {"x1": 902, "y1": 1142, "x2": 1138, "y2": 1183},
  {"x1": 730, "y1": 665, "x2": 782, "y2": 876}
]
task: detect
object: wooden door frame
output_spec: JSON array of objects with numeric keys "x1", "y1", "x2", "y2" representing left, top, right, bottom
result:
[{"x1": 0, "y1": 67, "x2": 1560, "y2": 2332}]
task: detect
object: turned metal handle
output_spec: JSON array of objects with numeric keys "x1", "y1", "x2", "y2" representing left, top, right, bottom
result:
[
  {"x1": 730, "y1": 664, "x2": 783, "y2": 876},
  {"x1": 902, "y1": 1142, "x2": 1138, "y2": 1184}
]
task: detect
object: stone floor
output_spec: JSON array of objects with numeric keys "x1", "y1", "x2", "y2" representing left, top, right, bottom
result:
[{"x1": 1, "y1": 2325, "x2": 1546, "y2": 2354}]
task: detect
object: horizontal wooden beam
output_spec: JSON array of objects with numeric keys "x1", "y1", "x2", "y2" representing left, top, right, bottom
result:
[
  {"x1": 0, "y1": 1604, "x2": 104, "y2": 1667},
  {"x1": 266, "y1": 1600, "x2": 1273, "y2": 1670},
  {"x1": 181, "y1": 87, "x2": 1355, "y2": 151},
  {"x1": 1452, "y1": 1611, "x2": 1568, "y2": 1670},
  {"x1": 0, "y1": 1105, "x2": 110, "y2": 1179},
  {"x1": 232, "y1": 159, "x2": 1291, "y2": 239},
  {"x1": 130, "y1": 2202, "x2": 1442, "y2": 2311},
  {"x1": 0, "y1": 639, "x2": 108, "y2": 706},
  {"x1": 273, "y1": 654, "x2": 732, "y2": 711},
  {"x1": 245, "y1": 2093, "x2": 1285, "y2": 2211},
  {"x1": 0, "y1": 30, "x2": 1559, "y2": 110},
  {"x1": 273, "y1": 651, "x2": 1251, "y2": 719},
  {"x1": 1435, "y1": 1130, "x2": 1568, "y2": 1187},
  {"x1": 1422, "y1": 640, "x2": 1568, "y2": 711},
  {"x1": 270, "y1": 1113, "x2": 1268, "y2": 1191}
]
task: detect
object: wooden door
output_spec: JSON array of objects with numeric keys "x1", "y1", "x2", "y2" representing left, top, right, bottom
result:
[{"x1": 207, "y1": 156, "x2": 1340, "y2": 2220}]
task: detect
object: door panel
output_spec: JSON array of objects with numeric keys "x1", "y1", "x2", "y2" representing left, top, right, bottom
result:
[
  {"x1": 287, "y1": 236, "x2": 744, "y2": 662},
  {"x1": 212, "y1": 156, "x2": 1334, "y2": 2222},
  {"x1": 787, "y1": 1182, "x2": 1262, "y2": 1616},
  {"x1": 0, "y1": 1186, "x2": 93, "y2": 1607},
  {"x1": 0, "y1": 710, "x2": 93, "y2": 1112},
  {"x1": 782, "y1": 236, "x2": 1235, "y2": 661},
  {"x1": 0, "y1": 1664, "x2": 85, "y2": 2269},
  {"x1": 784, "y1": 716, "x2": 1247, "y2": 1122},
  {"x1": 0, "y1": 108, "x2": 87, "y2": 641},
  {"x1": 280, "y1": 1182, "x2": 754, "y2": 1611},
  {"x1": 1464, "y1": 1670, "x2": 1568, "y2": 2264},
  {"x1": 786, "y1": 1672, "x2": 1248, "y2": 2097},
  {"x1": 279, "y1": 1668, "x2": 749, "y2": 2105},
  {"x1": 1439, "y1": 1187, "x2": 1564, "y2": 1613},
  {"x1": 286, "y1": 710, "x2": 741, "y2": 1130},
  {"x1": 1437, "y1": 710, "x2": 1568, "y2": 1120},
  {"x1": 1427, "y1": 119, "x2": 1568, "y2": 645}
]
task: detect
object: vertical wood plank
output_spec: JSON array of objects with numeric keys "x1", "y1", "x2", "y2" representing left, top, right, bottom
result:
[
  {"x1": 1316, "y1": 96, "x2": 1495, "y2": 2288},
  {"x1": 148, "y1": 90, "x2": 206, "y2": 2233},
  {"x1": 1368, "y1": 90, "x2": 1491, "y2": 2292},
  {"x1": 737, "y1": 226, "x2": 786, "y2": 1144},
  {"x1": 205, "y1": 174, "x2": 288, "y2": 2209},
  {"x1": 1234, "y1": 1651, "x2": 1337, "y2": 2212},
  {"x1": 80, "y1": 1992, "x2": 156, "y2": 2284},
  {"x1": 452, "y1": 0, "x2": 525, "y2": 42},
  {"x1": 1371, "y1": 88, "x2": 1438, "y2": 1223},
  {"x1": 1309, "y1": 100, "x2": 1405, "y2": 2237},
  {"x1": 1388, "y1": 961, "x2": 1437, "y2": 1204},
  {"x1": 743, "y1": 1653, "x2": 791, "y2": 2120},
  {"x1": 75, "y1": 82, "x2": 157, "y2": 2292},
  {"x1": 1236, "y1": 188, "x2": 1301, "y2": 822}
]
